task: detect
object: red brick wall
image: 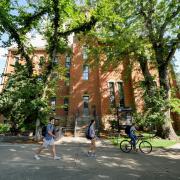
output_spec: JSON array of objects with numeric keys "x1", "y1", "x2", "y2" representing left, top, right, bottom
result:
[
  {"x1": 1, "y1": 44, "x2": 179, "y2": 131},
  {"x1": 68, "y1": 43, "x2": 101, "y2": 117}
]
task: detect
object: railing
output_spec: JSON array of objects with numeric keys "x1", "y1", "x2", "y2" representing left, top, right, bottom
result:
[{"x1": 74, "y1": 115, "x2": 100, "y2": 137}]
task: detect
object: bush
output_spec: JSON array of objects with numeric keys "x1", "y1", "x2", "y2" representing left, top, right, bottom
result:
[
  {"x1": 0, "y1": 124, "x2": 11, "y2": 134},
  {"x1": 109, "y1": 120, "x2": 118, "y2": 130}
]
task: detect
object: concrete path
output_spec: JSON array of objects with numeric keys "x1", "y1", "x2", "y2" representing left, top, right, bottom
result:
[
  {"x1": 0, "y1": 137, "x2": 179, "y2": 180},
  {"x1": 169, "y1": 143, "x2": 180, "y2": 149}
]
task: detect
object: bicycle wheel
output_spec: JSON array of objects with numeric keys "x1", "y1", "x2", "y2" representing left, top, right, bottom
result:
[
  {"x1": 120, "y1": 140, "x2": 132, "y2": 153},
  {"x1": 139, "y1": 141, "x2": 152, "y2": 154}
]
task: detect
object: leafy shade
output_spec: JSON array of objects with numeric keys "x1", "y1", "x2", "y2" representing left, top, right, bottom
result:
[{"x1": 0, "y1": 63, "x2": 53, "y2": 130}]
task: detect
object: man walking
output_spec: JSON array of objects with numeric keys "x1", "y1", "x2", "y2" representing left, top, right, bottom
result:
[{"x1": 34, "y1": 117, "x2": 60, "y2": 160}]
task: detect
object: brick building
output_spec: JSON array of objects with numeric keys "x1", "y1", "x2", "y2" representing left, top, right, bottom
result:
[{"x1": 1, "y1": 36, "x2": 180, "y2": 133}]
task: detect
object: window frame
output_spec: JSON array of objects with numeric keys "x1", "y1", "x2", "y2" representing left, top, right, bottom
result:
[
  {"x1": 117, "y1": 81, "x2": 125, "y2": 107},
  {"x1": 50, "y1": 97, "x2": 56, "y2": 111},
  {"x1": 83, "y1": 95, "x2": 89, "y2": 115},
  {"x1": 82, "y1": 46, "x2": 88, "y2": 60},
  {"x1": 83, "y1": 65, "x2": 89, "y2": 80},
  {"x1": 108, "y1": 82, "x2": 116, "y2": 108},
  {"x1": 64, "y1": 97, "x2": 69, "y2": 112}
]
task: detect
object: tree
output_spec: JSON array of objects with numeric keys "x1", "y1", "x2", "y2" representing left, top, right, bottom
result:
[
  {"x1": 129, "y1": 0, "x2": 179, "y2": 139},
  {"x1": 0, "y1": 0, "x2": 98, "y2": 139},
  {"x1": 80, "y1": 0, "x2": 179, "y2": 139}
]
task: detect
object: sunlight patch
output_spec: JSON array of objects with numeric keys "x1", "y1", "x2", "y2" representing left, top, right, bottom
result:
[
  {"x1": 9, "y1": 149, "x2": 16, "y2": 152},
  {"x1": 98, "y1": 175, "x2": 110, "y2": 179}
]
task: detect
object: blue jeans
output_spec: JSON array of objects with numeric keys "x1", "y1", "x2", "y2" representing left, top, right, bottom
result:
[{"x1": 128, "y1": 133, "x2": 137, "y2": 148}]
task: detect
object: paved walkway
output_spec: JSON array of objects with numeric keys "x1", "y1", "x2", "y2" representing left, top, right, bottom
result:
[
  {"x1": 0, "y1": 137, "x2": 179, "y2": 180},
  {"x1": 169, "y1": 143, "x2": 180, "y2": 149}
]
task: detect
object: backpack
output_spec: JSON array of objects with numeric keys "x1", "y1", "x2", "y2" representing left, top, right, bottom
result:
[
  {"x1": 42, "y1": 124, "x2": 56, "y2": 137},
  {"x1": 125, "y1": 125, "x2": 132, "y2": 134},
  {"x1": 85, "y1": 125, "x2": 91, "y2": 139},
  {"x1": 42, "y1": 125, "x2": 47, "y2": 137}
]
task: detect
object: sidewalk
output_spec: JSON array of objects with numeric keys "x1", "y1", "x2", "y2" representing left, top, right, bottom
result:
[
  {"x1": 169, "y1": 143, "x2": 180, "y2": 149},
  {"x1": 0, "y1": 137, "x2": 179, "y2": 180}
]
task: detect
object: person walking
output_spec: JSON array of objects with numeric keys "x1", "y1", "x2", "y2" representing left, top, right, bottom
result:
[
  {"x1": 34, "y1": 117, "x2": 60, "y2": 160},
  {"x1": 86, "y1": 119, "x2": 96, "y2": 157}
]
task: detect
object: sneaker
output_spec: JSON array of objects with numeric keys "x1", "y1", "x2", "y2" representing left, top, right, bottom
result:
[
  {"x1": 54, "y1": 156, "x2": 61, "y2": 160},
  {"x1": 91, "y1": 153, "x2": 96, "y2": 157},
  {"x1": 87, "y1": 151, "x2": 91, "y2": 157},
  {"x1": 34, "y1": 154, "x2": 40, "y2": 160}
]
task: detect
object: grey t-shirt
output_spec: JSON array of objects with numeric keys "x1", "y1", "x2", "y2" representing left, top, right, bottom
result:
[
  {"x1": 130, "y1": 126, "x2": 136, "y2": 135},
  {"x1": 45, "y1": 123, "x2": 54, "y2": 140},
  {"x1": 89, "y1": 124, "x2": 95, "y2": 138}
]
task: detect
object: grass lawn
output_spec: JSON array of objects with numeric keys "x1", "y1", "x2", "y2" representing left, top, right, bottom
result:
[
  {"x1": 109, "y1": 133, "x2": 179, "y2": 149},
  {"x1": 147, "y1": 139, "x2": 177, "y2": 148}
]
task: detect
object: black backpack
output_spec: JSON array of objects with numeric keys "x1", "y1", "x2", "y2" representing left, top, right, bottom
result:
[
  {"x1": 125, "y1": 125, "x2": 132, "y2": 134},
  {"x1": 42, "y1": 125, "x2": 47, "y2": 137},
  {"x1": 85, "y1": 125, "x2": 91, "y2": 139},
  {"x1": 42, "y1": 124, "x2": 56, "y2": 137}
]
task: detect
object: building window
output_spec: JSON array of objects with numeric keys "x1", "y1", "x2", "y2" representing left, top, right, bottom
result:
[
  {"x1": 117, "y1": 82, "x2": 125, "y2": 107},
  {"x1": 65, "y1": 56, "x2": 71, "y2": 68},
  {"x1": 65, "y1": 56, "x2": 71, "y2": 86},
  {"x1": 83, "y1": 96, "x2": 89, "y2": 115},
  {"x1": 83, "y1": 65, "x2": 89, "y2": 80},
  {"x1": 64, "y1": 98, "x2": 69, "y2": 111},
  {"x1": 82, "y1": 46, "x2": 88, "y2": 60},
  {"x1": 53, "y1": 56, "x2": 59, "y2": 65},
  {"x1": 109, "y1": 82, "x2": 116, "y2": 108},
  {"x1": 65, "y1": 71, "x2": 70, "y2": 86},
  {"x1": 50, "y1": 97, "x2": 56, "y2": 111}
]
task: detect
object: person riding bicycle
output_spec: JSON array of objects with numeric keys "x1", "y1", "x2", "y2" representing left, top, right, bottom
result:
[{"x1": 125, "y1": 122, "x2": 137, "y2": 150}]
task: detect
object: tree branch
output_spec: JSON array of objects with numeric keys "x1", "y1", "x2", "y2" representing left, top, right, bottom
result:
[
  {"x1": 159, "y1": 5, "x2": 180, "y2": 41},
  {"x1": 0, "y1": 9, "x2": 33, "y2": 76},
  {"x1": 58, "y1": 16, "x2": 97, "y2": 37},
  {"x1": 166, "y1": 33, "x2": 180, "y2": 63},
  {"x1": 138, "y1": 1, "x2": 157, "y2": 48},
  {"x1": 43, "y1": 0, "x2": 60, "y2": 88},
  {"x1": 19, "y1": 8, "x2": 49, "y2": 34}
]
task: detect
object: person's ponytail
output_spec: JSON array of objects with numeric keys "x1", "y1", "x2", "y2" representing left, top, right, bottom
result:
[{"x1": 89, "y1": 120, "x2": 95, "y2": 128}]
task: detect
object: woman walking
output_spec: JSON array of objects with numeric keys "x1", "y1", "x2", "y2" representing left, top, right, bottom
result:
[{"x1": 86, "y1": 120, "x2": 96, "y2": 157}]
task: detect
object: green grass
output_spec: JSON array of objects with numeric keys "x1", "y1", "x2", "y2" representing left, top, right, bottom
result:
[
  {"x1": 148, "y1": 139, "x2": 177, "y2": 148},
  {"x1": 109, "y1": 135, "x2": 178, "y2": 149}
]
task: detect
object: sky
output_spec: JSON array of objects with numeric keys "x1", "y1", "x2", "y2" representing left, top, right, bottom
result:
[{"x1": 0, "y1": 48, "x2": 7, "y2": 84}]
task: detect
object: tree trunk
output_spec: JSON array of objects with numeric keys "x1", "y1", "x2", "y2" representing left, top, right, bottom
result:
[
  {"x1": 157, "y1": 63, "x2": 177, "y2": 140},
  {"x1": 34, "y1": 118, "x2": 41, "y2": 141},
  {"x1": 138, "y1": 57, "x2": 154, "y2": 94},
  {"x1": 158, "y1": 64, "x2": 170, "y2": 98}
]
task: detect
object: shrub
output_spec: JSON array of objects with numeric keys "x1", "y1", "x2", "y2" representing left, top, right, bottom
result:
[
  {"x1": 109, "y1": 120, "x2": 118, "y2": 130},
  {"x1": 0, "y1": 124, "x2": 11, "y2": 134}
]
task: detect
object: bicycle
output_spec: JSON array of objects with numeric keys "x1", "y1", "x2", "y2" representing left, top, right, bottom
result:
[{"x1": 120, "y1": 135, "x2": 152, "y2": 154}]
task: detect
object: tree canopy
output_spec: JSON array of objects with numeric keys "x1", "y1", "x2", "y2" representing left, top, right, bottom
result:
[{"x1": 0, "y1": 0, "x2": 179, "y2": 139}]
